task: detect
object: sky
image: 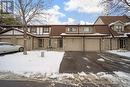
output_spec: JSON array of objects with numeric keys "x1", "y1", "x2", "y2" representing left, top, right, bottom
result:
[
  {"x1": 43, "y1": 0, "x2": 103, "y2": 25},
  {"x1": 0, "y1": 0, "x2": 104, "y2": 25}
]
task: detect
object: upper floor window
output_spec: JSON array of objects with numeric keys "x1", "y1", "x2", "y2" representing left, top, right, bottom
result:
[
  {"x1": 79, "y1": 27, "x2": 92, "y2": 33},
  {"x1": 31, "y1": 27, "x2": 37, "y2": 33},
  {"x1": 83, "y1": 27, "x2": 92, "y2": 33},
  {"x1": 67, "y1": 27, "x2": 77, "y2": 32},
  {"x1": 43, "y1": 27, "x2": 49, "y2": 33},
  {"x1": 115, "y1": 25, "x2": 124, "y2": 32}
]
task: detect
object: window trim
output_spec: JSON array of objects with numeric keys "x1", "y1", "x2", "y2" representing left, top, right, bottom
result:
[
  {"x1": 31, "y1": 27, "x2": 37, "y2": 34},
  {"x1": 66, "y1": 27, "x2": 78, "y2": 33},
  {"x1": 79, "y1": 27, "x2": 92, "y2": 33},
  {"x1": 43, "y1": 27, "x2": 50, "y2": 33},
  {"x1": 114, "y1": 25, "x2": 124, "y2": 33},
  {"x1": 119, "y1": 38, "x2": 127, "y2": 49}
]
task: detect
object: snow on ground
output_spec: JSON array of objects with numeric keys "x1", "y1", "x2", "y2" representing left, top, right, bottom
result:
[
  {"x1": 99, "y1": 71, "x2": 130, "y2": 87},
  {"x1": 0, "y1": 50, "x2": 64, "y2": 76},
  {"x1": 97, "y1": 58, "x2": 105, "y2": 62},
  {"x1": 1, "y1": 71, "x2": 130, "y2": 87},
  {"x1": 108, "y1": 50, "x2": 130, "y2": 58}
]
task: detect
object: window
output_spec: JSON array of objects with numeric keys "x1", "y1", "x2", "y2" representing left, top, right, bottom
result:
[
  {"x1": 43, "y1": 27, "x2": 49, "y2": 33},
  {"x1": 31, "y1": 27, "x2": 37, "y2": 33},
  {"x1": 27, "y1": 28, "x2": 31, "y2": 32},
  {"x1": 83, "y1": 27, "x2": 92, "y2": 33},
  {"x1": 115, "y1": 25, "x2": 123, "y2": 32},
  {"x1": 79, "y1": 27, "x2": 92, "y2": 33},
  {"x1": 119, "y1": 39, "x2": 127, "y2": 49},
  {"x1": 67, "y1": 27, "x2": 77, "y2": 32},
  {"x1": 84, "y1": 28, "x2": 89, "y2": 32}
]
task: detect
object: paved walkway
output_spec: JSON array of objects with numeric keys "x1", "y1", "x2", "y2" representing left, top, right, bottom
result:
[{"x1": 59, "y1": 52, "x2": 130, "y2": 73}]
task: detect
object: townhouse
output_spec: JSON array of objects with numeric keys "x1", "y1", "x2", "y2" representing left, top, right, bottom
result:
[
  {"x1": 0, "y1": 25, "x2": 65, "y2": 50},
  {"x1": 0, "y1": 15, "x2": 130, "y2": 51}
]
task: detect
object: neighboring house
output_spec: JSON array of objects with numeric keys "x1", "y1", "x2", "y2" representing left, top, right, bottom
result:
[
  {"x1": 94, "y1": 15, "x2": 130, "y2": 51},
  {"x1": 0, "y1": 15, "x2": 130, "y2": 51},
  {"x1": 94, "y1": 16, "x2": 130, "y2": 25},
  {"x1": 0, "y1": 25, "x2": 65, "y2": 50}
]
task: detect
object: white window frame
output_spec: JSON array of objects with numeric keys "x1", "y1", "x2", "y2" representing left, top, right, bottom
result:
[
  {"x1": 31, "y1": 27, "x2": 37, "y2": 34},
  {"x1": 43, "y1": 27, "x2": 49, "y2": 33},
  {"x1": 83, "y1": 27, "x2": 91, "y2": 33},
  {"x1": 67, "y1": 27, "x2": 77, "y2": 32},
  {"x1": 115, "y1": 25, "x2": 124, "y2": 32}
]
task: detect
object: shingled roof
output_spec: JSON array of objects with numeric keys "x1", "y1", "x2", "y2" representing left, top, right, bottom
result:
[
  {"x1": 97, "y1": 16, "x2": 130, "y2": 25},
  {"x1": 50, "y1": 25, "x2": 66, "y2": 36}
]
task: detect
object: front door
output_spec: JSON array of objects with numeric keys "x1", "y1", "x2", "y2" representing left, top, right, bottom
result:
[{"x1": 38, "y1": 39, "x2": 44, "y2": 49}]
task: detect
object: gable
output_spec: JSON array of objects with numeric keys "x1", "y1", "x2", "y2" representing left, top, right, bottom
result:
[
  {"x1": 109, "y1": 21, "x2": 124, "y2": 27},
  {"x1": 94, "y1": 18, "x2": 104, "y2": 25},
  {"x1": 1, "y1": 29, "x2": 24, "y2": 35},
  {"x1": 114, "y1": 21, "x2": 124, "y2": 26}
]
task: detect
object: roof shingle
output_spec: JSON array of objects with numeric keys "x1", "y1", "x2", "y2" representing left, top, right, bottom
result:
[{"x1": 99, "y1": 16, "x2": 130, "y2": 25}]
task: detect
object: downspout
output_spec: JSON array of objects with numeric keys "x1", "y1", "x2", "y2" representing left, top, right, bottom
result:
[
  {"x1": 99, "y1": 37, "x2": 102, "y2": 52},
  {"x1": 49, "y1": 26, "x2": 52, "y2": 49},
  {"x1": 83, "y1": 36, "x2": 85, "y2": 52}
]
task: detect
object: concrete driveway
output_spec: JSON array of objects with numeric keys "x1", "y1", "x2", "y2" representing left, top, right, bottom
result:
[{"x1": 59, "y1": 52, "x2": 130, "y2": 73}]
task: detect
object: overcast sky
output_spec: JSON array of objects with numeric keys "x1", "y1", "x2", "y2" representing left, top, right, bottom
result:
[{"x1": 42, "y1": 0, "x2": 103, "y2": 25}]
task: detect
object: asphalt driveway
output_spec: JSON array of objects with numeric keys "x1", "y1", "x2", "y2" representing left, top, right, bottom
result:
[{"x1": 59, "y1": 52, "x2": 130, "y2": 73}]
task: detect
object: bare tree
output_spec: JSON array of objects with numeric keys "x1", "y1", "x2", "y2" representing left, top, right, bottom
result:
[
  {"x1": 100, "y1": 0, "x2": 130, "y2": 15},
  {"x1": 14, "y1": 0, "x2": 51, "y2": 55}
]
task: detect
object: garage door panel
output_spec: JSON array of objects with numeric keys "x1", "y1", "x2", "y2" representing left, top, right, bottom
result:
[
  {"x1": 0, "y1": 38, "x2": 11, "y2": 43},
  {"x1": 17, "y1": 39, "x2": 24, "y2": 46},
  {"x1": 17, "y1": 38, "x2": 32, "y2": 50},
  {"x1": 64, "y1": 38, "x2": 83, "y2": 51},
  {"x1": 85, "y1": 39, "x2": 99, "y2": 51}
]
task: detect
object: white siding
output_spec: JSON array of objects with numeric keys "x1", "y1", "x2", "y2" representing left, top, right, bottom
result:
[
  {"x1": 1, "y1": 30, "x2": 23, "y2": 35},
  {"x1": 2, "y1": 31, "x2": 13, "y2": 35},
  {"x1": 94, "y1": 18, "x2": 104, "y2": 25},
  {"x1": 14, "y1": 30, "x2": 23, "y2": 35}
]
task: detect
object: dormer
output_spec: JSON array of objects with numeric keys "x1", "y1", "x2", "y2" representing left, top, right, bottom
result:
[
  {"x1": 79, "y1": 26, "x2": 93, "y2": 33},
  {"x1": 66, "y1": 26, "x2": 78, "y2": 33},
  {"x1": 109, "y1": 21, "x2": 125, "y2": 33}
]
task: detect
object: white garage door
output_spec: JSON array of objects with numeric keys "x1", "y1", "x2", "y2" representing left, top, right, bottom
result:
[
  {"x1": 64, "y1": 38, "x2": 83, "y2": 51},
  {"x1": 0, "y1": 38, "x2": 11, "y2": 43},
  {"x1": 85, "y1": 38, "x2": 100, "y2": 51}
]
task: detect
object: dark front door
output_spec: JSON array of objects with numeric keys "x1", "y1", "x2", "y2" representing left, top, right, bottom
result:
[{"x1": 38, "y1": 39, "x2": 44, "y2": 49}]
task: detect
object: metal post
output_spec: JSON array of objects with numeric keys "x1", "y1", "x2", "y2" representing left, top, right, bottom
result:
[{"x1": 41, "y1": 51, "x2": 44, "y2": 57}]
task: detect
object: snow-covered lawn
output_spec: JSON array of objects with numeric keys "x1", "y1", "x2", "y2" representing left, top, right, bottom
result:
[
  {"x1": 0, "y1": 50, "x2": 64, "y2": 75},
  {"x1": 108, "y1": 50, "x2": 130, "y2": 58}
]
